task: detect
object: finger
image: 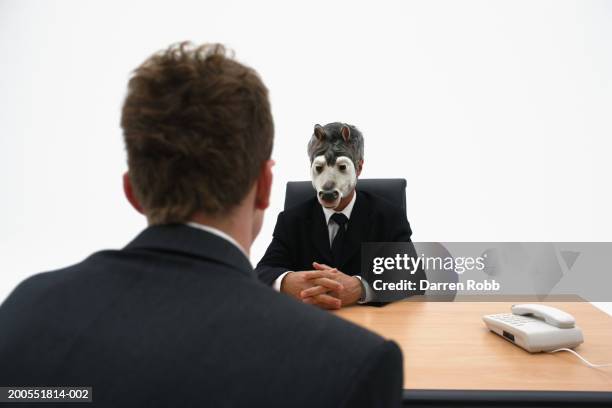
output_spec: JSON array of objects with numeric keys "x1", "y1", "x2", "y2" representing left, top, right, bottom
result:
[
  {"x1": 302, "y1": 269, "x2": 338, "y2": 281},
  {"x1": 300, "y1": 285, "x2": 330, "y2": 298},
  {"x1": 312, "y1": 262, "x2": 334, "y2": 270},
  {"x1": 308, "y1": 294, "x2": 341, "y2": 310},
  {"x1": 312, "y1": 277, "x2": 343, "y2": 291}
]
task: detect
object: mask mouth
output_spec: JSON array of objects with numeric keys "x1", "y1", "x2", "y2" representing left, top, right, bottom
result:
[{"x1": 318, "y1": 190, "x2": 340, "y2": 208}]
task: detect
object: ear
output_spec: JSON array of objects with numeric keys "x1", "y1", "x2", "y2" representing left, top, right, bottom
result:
[
  {"x1": 356, "y1": 159, "x2": 364, "y2": 176},
  {"x1": 341, "y1": 125, "x2": 351, "y2": 143},
  {"x1": 314, "y1": 124, "x2": 326, "y2": 141},
  {"x1": 123, "y1": 172, "x2": 144, "y2": 214},
  {"x1": 255, "y1": 159, "x2": 274, "y2": 210}
]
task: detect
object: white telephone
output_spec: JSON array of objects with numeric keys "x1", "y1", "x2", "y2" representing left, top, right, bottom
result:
[{"x1": 482, "y1": 304, "x2": 584, "y2": 353}]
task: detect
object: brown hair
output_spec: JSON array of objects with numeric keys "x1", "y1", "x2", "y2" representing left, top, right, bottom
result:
[{"x1": 121, "y1": 42, "x2": 274, "y2": 224}]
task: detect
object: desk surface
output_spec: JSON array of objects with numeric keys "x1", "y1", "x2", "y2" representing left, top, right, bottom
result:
[{"x1": 333, "y1": 301, "x2": 612, "y2": 391}]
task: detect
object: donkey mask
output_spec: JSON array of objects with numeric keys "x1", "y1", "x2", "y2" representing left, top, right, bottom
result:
[{"x1": 307, "y1": 122, "x2": 364, "y2": 209}]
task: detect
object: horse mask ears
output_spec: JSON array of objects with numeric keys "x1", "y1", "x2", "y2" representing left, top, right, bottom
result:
[
  {"x1": 341, "y1": 124, "x2": 351, "y2": 143},
  {"x1": 314, "y1": 124, "x2": 326, "y2": 141}
]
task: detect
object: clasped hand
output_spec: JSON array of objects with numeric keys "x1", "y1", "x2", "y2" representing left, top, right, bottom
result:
[{"x1": 281, "y1": 262, "x2": 362, "y2": 309}]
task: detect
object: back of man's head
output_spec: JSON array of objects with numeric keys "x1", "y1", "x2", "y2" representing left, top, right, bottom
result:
[{"x1": 121, "y1": 42, "x2": 274, "y2": 225}]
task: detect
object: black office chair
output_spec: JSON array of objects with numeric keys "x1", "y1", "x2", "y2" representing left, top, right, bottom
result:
[{"x1": 284, "y1": 178, "x2": 407, "y2": 212}]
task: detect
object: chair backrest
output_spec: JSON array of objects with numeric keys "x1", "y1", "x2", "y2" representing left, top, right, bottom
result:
[{"x1": 284, "y1": 178, "x2": 407, "y2": 212}]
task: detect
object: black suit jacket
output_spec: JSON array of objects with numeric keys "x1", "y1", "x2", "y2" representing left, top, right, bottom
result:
[
  {"x1": 256, "y1": 190, "x2": 425, "y2": 301},
  {"x1": 0, "y1": 224, "x2": 403, "y2": 407}
]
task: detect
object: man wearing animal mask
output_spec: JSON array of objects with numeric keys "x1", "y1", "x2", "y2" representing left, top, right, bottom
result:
[{"x1": 256, "y1": 122, "x2": 424, "y2": 309}]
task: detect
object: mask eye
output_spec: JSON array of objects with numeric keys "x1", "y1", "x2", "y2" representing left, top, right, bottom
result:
[
  {"x1": 338, "y1": 164, "x2": 347, "y2": 171},
  {"x1": 315, "y1": 165, "x2": 323, "y2": 173}
]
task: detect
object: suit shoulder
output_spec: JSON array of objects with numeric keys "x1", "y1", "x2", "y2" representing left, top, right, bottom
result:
[
  {"x1": 0, "y1": 251, "x2": 117, "y2": 310},
  {"x1": 0, "y1": 267, "x2": 70, "y2": 311},
  {"x1": 7, "y1": 260, "x2": 86, "y2": 294}
]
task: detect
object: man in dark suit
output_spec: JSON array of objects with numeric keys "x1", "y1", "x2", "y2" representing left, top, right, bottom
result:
[
  {"x1": 256, "y1": 123, "x2": 425, "y2": 309},
  {"x1": 0, "y1": 43, "x2": 403, "y2": 407}
]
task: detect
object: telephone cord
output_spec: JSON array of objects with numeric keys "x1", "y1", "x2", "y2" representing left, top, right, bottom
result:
[{"x1": 548, "y1": 348, "x2": 612, "y2": 368}]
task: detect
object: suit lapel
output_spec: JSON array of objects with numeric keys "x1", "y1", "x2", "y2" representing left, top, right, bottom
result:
[
  {"x1": 309, "y1": 201, "x2": 334, "y2": 265},
  {"x1": 337, "y1": 191, "x2": 372, "y2": 270}
]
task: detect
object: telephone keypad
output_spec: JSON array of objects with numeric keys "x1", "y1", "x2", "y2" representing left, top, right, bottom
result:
[{"x1": 490, "y1": 313, "x2": 534, "y2": 327}]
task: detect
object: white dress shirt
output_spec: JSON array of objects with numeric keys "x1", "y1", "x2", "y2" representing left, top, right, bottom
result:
[{"x1": 272, "y1": 193, "x2": 373, "y2": 302}]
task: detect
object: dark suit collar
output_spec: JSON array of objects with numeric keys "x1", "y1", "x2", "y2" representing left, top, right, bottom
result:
[
  {"x1": 308, "y1": 190, "x2": 373, "y2": 269},
  {"x1": 124, "y1": 224, "x2": 254, "y2": 279}
]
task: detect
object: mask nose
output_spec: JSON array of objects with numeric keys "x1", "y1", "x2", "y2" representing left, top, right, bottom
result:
[
  {"x1": 319, "y1": 190, "x2": 339, "y2": 202},
  {"x1": 322, "y1": 181, "x2": 335, "y2": 191}
]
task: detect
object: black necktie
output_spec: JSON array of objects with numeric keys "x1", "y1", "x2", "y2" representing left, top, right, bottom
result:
[{"x1": 330, "y1": 213, "x2": 349, "y2": 265}]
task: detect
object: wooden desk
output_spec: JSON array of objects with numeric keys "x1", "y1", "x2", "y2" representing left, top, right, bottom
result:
[{"x1": 333, "y1": 301, "x2": 612, "y2": 391}]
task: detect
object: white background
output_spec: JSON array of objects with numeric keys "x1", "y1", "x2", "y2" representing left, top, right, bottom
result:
[{"x1": 1, "y1": 0, "x2": 611, "y2": 313}]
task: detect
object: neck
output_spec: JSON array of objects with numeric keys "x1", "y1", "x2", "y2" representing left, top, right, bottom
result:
[
  {"x1": 335, "y1": 189, "x2": 355, "y2": 212},
  {"x1": 189, "y1": 210, "x2": 251, "y2": 256}
]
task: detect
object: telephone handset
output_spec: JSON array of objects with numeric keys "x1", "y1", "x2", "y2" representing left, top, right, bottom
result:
[
  {"x1": 511, "y1": 304, "x2": 576, "y2": 328},
  {"x1": 482, "y1": 304, "x2": 584, "y2": 353}
]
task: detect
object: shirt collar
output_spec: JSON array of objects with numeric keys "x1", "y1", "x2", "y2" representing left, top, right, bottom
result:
[
  {"x1": 185, "y1": 221, "x2": 249, "y2": 259},
  {"x1": 322, "y1": 190, "x2": 357, "y2": 225}
]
